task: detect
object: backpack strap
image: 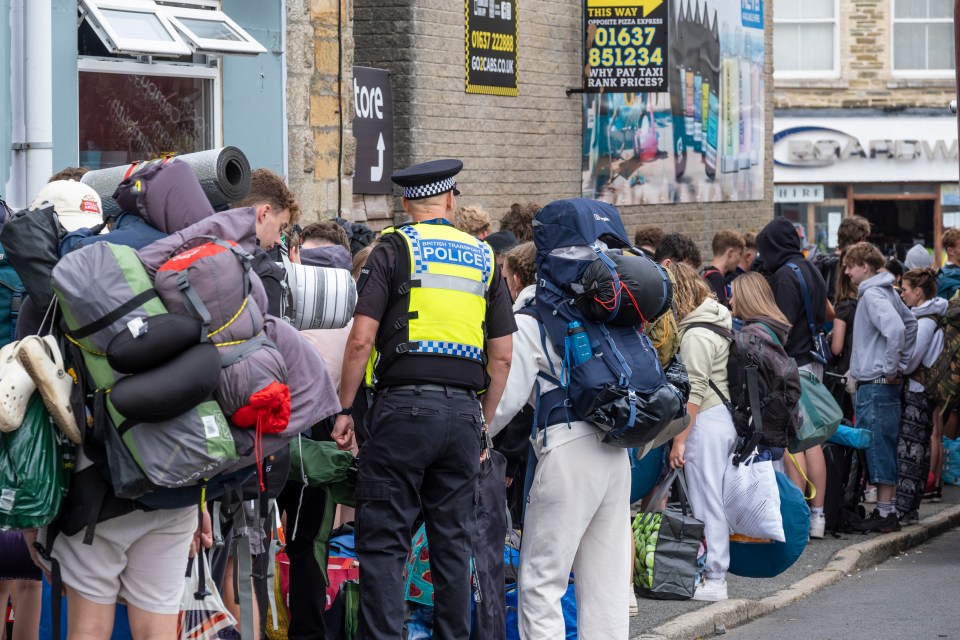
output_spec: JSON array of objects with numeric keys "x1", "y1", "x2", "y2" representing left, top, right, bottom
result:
[
  {"x1": 685, "y1": 321, "x2": 734, "y2": 341},
  {"x1": 787, "y1": 263, "x2": 819, "y2": 338}
]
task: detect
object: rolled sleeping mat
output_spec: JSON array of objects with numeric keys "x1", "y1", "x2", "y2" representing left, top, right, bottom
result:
[
  {"x1": 576, "y1": 251, "x2": 673, "y2": 326},
  {"x1": 281, "y1": 259, "x2": 357, "y2": 331},
  {"x1": 81, "y1": 147, "x2": 252, "y2": 218},
  {"x1": 110, "y1": 342, "x2": 222, "y2": 423},
  {"x1": 106, "y1": 312, "x2": 204, "y2": 375}
]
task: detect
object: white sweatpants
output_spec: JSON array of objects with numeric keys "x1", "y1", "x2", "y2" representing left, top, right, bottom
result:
[
  {"x1": 684, "y1": 404, "x2": 737, "y2": 581},
  {"x1": 519, "y1": 432, "x2": 631, "y2": 640}
]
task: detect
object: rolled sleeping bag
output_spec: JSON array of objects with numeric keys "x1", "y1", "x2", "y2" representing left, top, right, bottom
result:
[
  {"x1": 576, "y1": 251, "x2": 673, "y2": 326},
  {"x1": 81, "y1": 147, "x2": 251, "y2": 219},
  {"x1": 106, "y1": 312, "x2": 204, "y2": 375},
  {"x1": 110, "y1": 342, "x2": 222, "y2": 422},
  {"x1": 280, "y1": 258, "x2": 357, "y2": 331}
]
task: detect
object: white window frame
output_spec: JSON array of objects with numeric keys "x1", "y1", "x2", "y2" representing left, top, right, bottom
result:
[
  {"x1": 81, "y1": 0, "x2": 192, "y2": 57},
  {"x1": 773, "y1": 0, "x2": 841, "y2": 80},
  {"x1": 77, "y1": 57, "x2": 223, "y2": 150},
  {"x1": 163, "y1": 6, "x2": 267, "y2": 55},
  {"x1": 891, "y1": 0, "x2": 955, "y2": 78}
]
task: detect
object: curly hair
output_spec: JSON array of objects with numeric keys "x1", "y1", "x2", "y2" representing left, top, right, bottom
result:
[
  {"x1": 903, "y1": 267, "x2": 938, "y2": 300},
  {"x1": 454, "y1": 205, "x2": 492, "y2": 237},
  {"x1": 503, "y1": 241, "x2": 537, "y2": 288},
  {"x1": 234, "y1": 168, "x2": 301, "y2": 223},
  {"x1": 944, "y1": 227, "x2": 960, "y2": 250},
  {"x1": 634, "y1": 226, "x2": 664, "y2": 251},
  {"x1": 668, "y1": 262, "x2": 713, "y2": 320},
  {"x1": 712, "y1": 230, "x2": 745, "y2": 256},
  {"x1": 499, "y1": 202, "x2": 540, "y2": 243},
  {"x1": 655, "y1": 233, "x2": 702, "y2": 268},
  {"x1": 838, "y1": 216, "x2": 871, "y2": 250}
]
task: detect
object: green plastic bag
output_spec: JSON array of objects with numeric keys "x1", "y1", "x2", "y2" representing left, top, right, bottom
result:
[
  {"x1": 790, "y1": 370, "x2": 843, "y2": 453},
  {"x1": 0, "y1": 393, "x2": 72, "y2": 530}
]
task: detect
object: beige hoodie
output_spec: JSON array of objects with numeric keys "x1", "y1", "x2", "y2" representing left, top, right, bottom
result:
[{"x1": 677, "y1": 297, "x2": 732, "y2": 412}]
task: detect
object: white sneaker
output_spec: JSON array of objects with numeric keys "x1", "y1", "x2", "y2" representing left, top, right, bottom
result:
[
  {"x1": 629, "y1": 590, "x2": 638, "y2": 617},
  {"x1": 692, "y1": 578, "x2": 728, "y2": 602},
  {"x1": 809, "y1": 513, "x2": 826, "y2": 539},
  {"x1": 863, "y1": 486, "x2": 878, "y2": 503}
]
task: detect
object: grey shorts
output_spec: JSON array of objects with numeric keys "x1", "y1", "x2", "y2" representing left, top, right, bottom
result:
[{"x1": 40, "y1": 506, "x2": 196, "y2": 614}]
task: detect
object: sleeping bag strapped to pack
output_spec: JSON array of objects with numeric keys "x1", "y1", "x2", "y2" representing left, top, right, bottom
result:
[
  {"x1": 523, "y1": 199, "x2": 685, "y2": 448},
  {"x1": 52, "y1": 242, "x2": 237, "y2": 499},
  {"x1": 280, "y1": 256, "x2": 357, "y2": 331},
  {"x1": 576, "y1": 250, "x2": 673, "y2": 326}
]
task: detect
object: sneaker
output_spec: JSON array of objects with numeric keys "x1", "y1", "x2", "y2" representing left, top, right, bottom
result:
[
  {"x1": 809, "y1": 513, "x2": 826, "y2": 539},
  {"x1": 899, "y1": 510, "x2": 920, "y2": 526},
  {"x1": 853, "y1": 509, "x2": 901, "y2": 534},
  {"x1": 923, "y1": 487, "x2": 943, "y2": 503},
  {"x1": 629, "y1": 590, "x2": 638, "y2": 617},
  {"x1": 692, "y1": 578, "x2": 728, "y2": 602},
  {"x1": 17, "y1": 336, "x2": 81, "y2": 444},
  {"x1": 863, "y1": 486, "x2": 878, "y2": 503}
]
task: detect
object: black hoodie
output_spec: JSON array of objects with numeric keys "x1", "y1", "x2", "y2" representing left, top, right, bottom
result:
[{"x1": 756, "y1": 217, "x2": 827, "y2": 366}]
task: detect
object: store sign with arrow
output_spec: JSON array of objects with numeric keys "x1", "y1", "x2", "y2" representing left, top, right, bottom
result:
[{"x1": 352, "y1": 66, "x2": 394, "y2": 195}]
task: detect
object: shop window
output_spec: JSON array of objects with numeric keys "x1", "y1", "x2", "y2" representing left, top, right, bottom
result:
[
  {"x1": 892, "y1": 0, "x2": 955, "y2": 75},
  {"x1": 80, "y1": 0, "x2": 265, "y2": 57},
  {"x1": 77, "y1": 64, "x2": 218, "y2": 170},
  {"x1": 773, "y1": 0, "x2": 838, "y2": 78}
]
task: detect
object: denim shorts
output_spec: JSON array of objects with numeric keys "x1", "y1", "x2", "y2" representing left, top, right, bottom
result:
[{"x1": 855, "y1": 383, "x2": 901, "y2": 485}]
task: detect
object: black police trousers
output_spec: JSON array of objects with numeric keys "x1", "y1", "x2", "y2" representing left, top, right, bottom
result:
[{"x1": 355, "y1": 385, "x2": 482, "y2": 640}]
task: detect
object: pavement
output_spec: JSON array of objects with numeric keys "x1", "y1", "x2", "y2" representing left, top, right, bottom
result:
[{"x1": 629, "y1": 484, "x2": 960, "y2": 639}]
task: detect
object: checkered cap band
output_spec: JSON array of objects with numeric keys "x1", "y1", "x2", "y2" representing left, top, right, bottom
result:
[{"x1": 403, "y1": 177, "x2": 457, "y2": 199}]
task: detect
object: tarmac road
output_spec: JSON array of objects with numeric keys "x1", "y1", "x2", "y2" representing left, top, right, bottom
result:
[{"x1": 723, "y1": 528, "x2": 960, "y2": 640}]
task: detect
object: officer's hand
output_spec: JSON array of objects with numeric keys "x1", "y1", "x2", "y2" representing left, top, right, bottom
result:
[{"x1": 333, "y1": 414, "x2": 355, "y2": 451}]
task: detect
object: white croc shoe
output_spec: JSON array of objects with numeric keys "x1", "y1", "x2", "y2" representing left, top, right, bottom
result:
[
  {"x1": 17, "y1": 335, "x2": 81, "y2": 444},
  {"x1": 0, "y1": 341, "x2": 37, "y2": 432}
]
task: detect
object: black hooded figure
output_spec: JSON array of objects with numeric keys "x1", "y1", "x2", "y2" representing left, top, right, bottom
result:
[{"x1": 755, "y1": 217, "x2": 829, "y2": 368}]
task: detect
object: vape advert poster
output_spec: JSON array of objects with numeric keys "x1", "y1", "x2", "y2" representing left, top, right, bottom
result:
[{"x1": 582, "y1": 0, "x2": 765, "y2": 204}]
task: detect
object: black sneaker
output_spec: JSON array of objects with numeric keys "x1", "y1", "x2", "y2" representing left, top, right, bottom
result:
[
  {"x1": 853, "y1": 509, "x2": 901, "y2": 534},
  {"x1": 923, "y1": 484, "x2": 943, "y2": 503},
  {"x1": 899, "y1": 510, "x2": 920, "y2": 526}
]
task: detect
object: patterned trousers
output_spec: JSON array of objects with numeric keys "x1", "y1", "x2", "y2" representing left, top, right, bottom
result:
[{"x1": 896, "y1": 390, "x2": 933, "y2": 515}]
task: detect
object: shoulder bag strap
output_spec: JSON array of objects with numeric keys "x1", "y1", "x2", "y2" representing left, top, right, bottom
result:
[{"x1": 787, "y1": 262, "x2": 819, "y2": 336}]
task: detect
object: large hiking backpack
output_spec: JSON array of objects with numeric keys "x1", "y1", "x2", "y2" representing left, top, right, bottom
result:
[
  {"x1": 689, "y1": 320, "x2": 802, "y2": 456},
  {"x1": 521, "y1": 199, "x2": 684, "y2": 448},
  {"x1": 0, "y1": 241, "x2": 25, "y2": 348},
  {"x1": 52, "y1": 241, "x2": 237, "y2": 499},
  {"x1": 915, "y1": 291, "x2": 960, "y2": 415}
]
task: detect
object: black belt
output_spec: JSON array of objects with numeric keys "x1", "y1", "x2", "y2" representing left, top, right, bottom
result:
[
  {"x1": 382, "y1": 384, "x2": 477, "y2": 397},
  {"x1": 857, "y1": 376, "x2": 901, "y2": 388}
]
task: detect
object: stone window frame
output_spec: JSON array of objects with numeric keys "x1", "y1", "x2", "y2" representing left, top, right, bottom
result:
[
  {"x1": 891, "y1": 0, "x2": 956, "y2": 78},
  {"x1": 772, "y1": 0, "x2": 840, "y2": 81}
]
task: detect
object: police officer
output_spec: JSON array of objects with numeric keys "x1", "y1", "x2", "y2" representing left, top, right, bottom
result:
[{"x1": 332, "y1": 159, "x2": 515, "y2": 639}]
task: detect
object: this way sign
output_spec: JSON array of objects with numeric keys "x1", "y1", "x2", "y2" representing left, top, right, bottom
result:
[{"x1": 352, "y1": 67, "x2": 394, "y2": 195}]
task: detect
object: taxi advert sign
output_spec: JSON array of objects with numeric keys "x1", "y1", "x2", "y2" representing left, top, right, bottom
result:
[
  {"x1": 583, "y1": 0, "x2": 669, "y2": 92},
  {"x1": 465, "y1": 0, "x2": 519, "y2": 96}
]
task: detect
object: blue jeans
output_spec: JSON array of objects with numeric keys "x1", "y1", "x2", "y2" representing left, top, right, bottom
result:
[{"x1": 855, "y1": 383, "x2": 901, "y2": 486}]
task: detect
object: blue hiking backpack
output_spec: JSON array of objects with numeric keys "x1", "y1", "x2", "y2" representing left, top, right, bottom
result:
[{"x1": 520, "y1": 199, "x2": 685, "y2": 448}]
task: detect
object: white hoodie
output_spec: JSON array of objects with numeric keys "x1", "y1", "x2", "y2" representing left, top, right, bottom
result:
[{"x1": 906, "y1": 296, "x2": 948, "y2": 393}]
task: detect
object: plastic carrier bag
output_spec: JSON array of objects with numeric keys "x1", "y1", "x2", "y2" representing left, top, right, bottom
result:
[
  {"x1": 723, "y1": 452, "x2": 784, "y2": 542},
  {"x1": 177, "y1": 552, "x2": 239, "y2": 640}
]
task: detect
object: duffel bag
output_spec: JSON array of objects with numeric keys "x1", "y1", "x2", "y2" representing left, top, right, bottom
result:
[{"x1": 790, "y1": 370, "x2": 842, "y2": 453}]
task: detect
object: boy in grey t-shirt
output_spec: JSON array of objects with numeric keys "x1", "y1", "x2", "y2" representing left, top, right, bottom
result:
[{"x1": 844, "y1": 242, "x2": 917, "y2": 533}]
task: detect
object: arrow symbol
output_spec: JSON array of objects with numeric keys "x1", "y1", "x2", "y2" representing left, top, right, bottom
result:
[{"x1": 370, "y1": 133, "x2": 385, "y2": 182}]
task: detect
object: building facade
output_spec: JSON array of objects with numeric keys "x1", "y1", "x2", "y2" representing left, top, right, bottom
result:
[
  {"x1": 0, "y1": 0, "x2": 354, "y2": 222},
  {"x1": 773, "y1": 0, "x2": 958, "y2": 261}
]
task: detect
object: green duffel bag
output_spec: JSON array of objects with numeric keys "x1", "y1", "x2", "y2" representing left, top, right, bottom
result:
[
  {"x1": 0, "y1": 393, "x2": 72, "y2": 530},
  {"x1": 789, "y1": 370, "x2": 843, "y2": 453}
]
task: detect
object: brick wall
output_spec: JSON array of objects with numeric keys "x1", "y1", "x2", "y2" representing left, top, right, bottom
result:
[
  {"x1": 775, "y1": 0, "x2": 955, "y2": 110},
  {"x1": 353, "y1": 0, "x2": 775, "y2": 248},
  {"x1": 286, "y1": 0, "x2": 355, "y2": 223}
]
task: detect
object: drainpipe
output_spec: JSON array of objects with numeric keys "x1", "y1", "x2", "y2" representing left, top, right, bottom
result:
[{"x1": 9, "y1": 0, "x2": 52, "y2": 208}]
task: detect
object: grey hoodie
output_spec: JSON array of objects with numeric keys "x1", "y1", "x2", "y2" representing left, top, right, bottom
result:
[
  {"x1": 850, "y1": 272, "x2": 918, "y2": 381},
  {"x1": 906, "y1": 297, "x2": 948, "y2": 392}
]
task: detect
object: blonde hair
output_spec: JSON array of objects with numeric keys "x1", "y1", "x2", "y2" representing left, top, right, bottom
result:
[
  {"x1": 730, "y1": 272, "x2": 790, "y2": 326},
  {"x1": 668, "y1": 262, "x2": 712, "y2": 321},
  {"x1": 453, "y1": 205, "x2": 492, "y2": 237},
  {"x1": 351, "y1": 243, "x2": 375, "y2": 281}
]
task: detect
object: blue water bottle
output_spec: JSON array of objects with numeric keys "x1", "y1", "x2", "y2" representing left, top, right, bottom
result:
[{"x1": 566, "y1": 321, "x2": 593, "y2": 366}]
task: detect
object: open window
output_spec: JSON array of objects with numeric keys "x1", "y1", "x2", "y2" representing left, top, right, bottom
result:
[{"x1": 80, "y1": 0, "x2": 265, "y2": 57}]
